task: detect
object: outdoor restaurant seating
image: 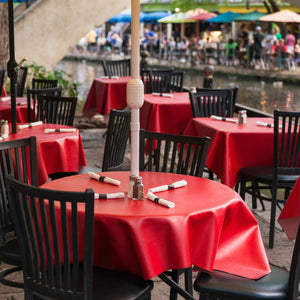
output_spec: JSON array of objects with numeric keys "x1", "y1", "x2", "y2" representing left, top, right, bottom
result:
[
  {"x1": 38, "y1": 95, "x2": 77, "y2": 126},
  {"x1": 27, "y1": 86, "x2": 62, "y2": 122},
  {"x1": 141, "y1": 68, "x2": 174, "y2": 93},
  {"x1": 0, "y1": 136, "x2": 38, "y2": 289},
  {"x1": 31, "y1": 78, "x2": 58, "y2": 90},
  {"x1": 194, "y1": 220, "x2": 300, "y2": 300},
  {"x1": 238, "y1": 109, "x2": 300, "y2": 249},
  {"x1": 16, "y1": 66, "x2": 28, "y2": 97},
  {"x1": 0, "y1": 69, "x2": 5, "y2": 97},
  {"x1": 141, "y1": 70, "x2": 184, "y2": 94},
  {"x1": 6, "y1": 177, "x2": 154, "y2": 299},
  {"x1": 101, "y1": 58, "x2": 131, "y2": 77},
  {"x1": 189, "y1": 89, "x2": 235, "y2": 118},
  {"x1": 139, "y1": 130, "x2": 211, "y2": 299}
]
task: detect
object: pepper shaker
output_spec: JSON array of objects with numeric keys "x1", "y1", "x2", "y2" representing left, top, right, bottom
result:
[{"x1": 132, "y1": 176, "x2": 144, "y2": 200}]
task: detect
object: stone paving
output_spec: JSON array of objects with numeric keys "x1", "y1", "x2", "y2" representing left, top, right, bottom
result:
[{"x1": 0, "y1": 125, "x2": 295, "y2": 300}]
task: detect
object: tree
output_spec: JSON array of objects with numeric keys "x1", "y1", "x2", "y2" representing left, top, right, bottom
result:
[{"x1": 0, "y1": 3, "x2": 9, "y2": 74}]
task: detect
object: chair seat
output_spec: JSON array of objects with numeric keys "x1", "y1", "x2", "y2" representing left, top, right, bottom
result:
[
  {"x1": 92, "y1": 267, "x2": 153, "y2": 300},
  {"x1": 239, "y1": 165, "x2": 299, "y2": 184},
  {"x1": 0, "y1": 238, "x2": 21, "y2": 266},
  {"x1": 194, "y1": 265, "x2": 289, "y2": 300}
]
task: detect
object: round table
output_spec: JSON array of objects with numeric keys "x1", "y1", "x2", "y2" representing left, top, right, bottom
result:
[{"x1": 41, "y1": 171, "x2": 270, "y2": 280}]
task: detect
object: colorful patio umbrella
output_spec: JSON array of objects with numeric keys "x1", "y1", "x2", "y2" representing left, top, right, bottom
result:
[
  {"x1": 259, "y1": 9, "x2": 300, "y2": 23},
  {"x1": 1, "y1": 0, "x2": 29, "y2": 134},
  {"x1": 107, "y1": 11, "x2": 146, "y2": 23},
  {"x1": 205, "y1": 11, "x2": 240, "y2": 23},
  {"x1": 142, "y1": 11, "x2": 171, "y2": 23},
  {"x1": 232, "y1": 11, "x2": 266, "y2": 22},
  {"x1": 158, "y1": 12, "x2": 196, "y2": 23},
  {"x1": 185, "y1": 8, "x2": 217, "y2": 21}
]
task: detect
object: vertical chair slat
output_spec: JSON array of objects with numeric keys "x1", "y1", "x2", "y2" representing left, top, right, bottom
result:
[{"x1": 72, "y1": 201, "x2": 79, "y2": 292}]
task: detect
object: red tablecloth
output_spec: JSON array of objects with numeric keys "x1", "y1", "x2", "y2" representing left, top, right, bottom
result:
[
  {"x1": 41, "y1": 171, "x2": 270, "y2": 280},
  {"x1": 140, "y1": 92, "x2": 192, "y2": 134},
  {"x1": 83, "y1": 76, "x2": 130, "y2": 118},
  {"x1": 0, "y1": 97, "x2": 28, "y2": 122},
  {"x1": 278, "y1": 177, "x2": 300, "y2": 240},
  {"x1": 183, "y1": 117, "x2": 274, "y2": 188},
  {"x1": 4, "y1": 123, "x2": 86, "y2": 185}
]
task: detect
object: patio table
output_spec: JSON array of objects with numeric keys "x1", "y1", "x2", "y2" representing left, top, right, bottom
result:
[
  {"x1": 0, "y1": 97, "x2": 28, "y2": 122},
  {"x1": 3, "y1": 122, "x2": 86, "y2": 185},
  {"x1": 83, "y1": 76, "x2": 130, "y2": 118},
  {"x1": 140, "y1": 92, "x2": 192, "y2": 134},
  {"x1": 41, "y1": 171, "x2": 270, "y2": 281},
  {"x1": 182, "y1": 117, "x2": 275, "y2": 187}
]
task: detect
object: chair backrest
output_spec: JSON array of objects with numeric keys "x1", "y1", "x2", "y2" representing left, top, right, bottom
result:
[
  {"x1": 273, "y1": 109, "x2": 300, "y2": 176},
  {"x1": 32, "y1": 78, "x2": 58, "y2": 90},
  {"x1": 140, "y1": 130, "x2": 211, "y2": 177},
  {"x1": 27, "y1": 86, "x2": 62, "y2": 122},
  {"x1": 101, "y1": 59, "x2": 131, "y2": 77},
  {"x1": 0, "y1": 69, "x2": 5, "y2": 97},
  {"x1": 38, "y1": 95, "x2": 77, "y2": 126},
  {"x1": 0, "y1": 137, "x2": 38, "y2": 240},
  {"x1": 189, "y1": 89, "x2": 234, "y2": 118},
  {"x1": 287, "y1": 221, "x2": 300, "y2": 300},
  {"x1": 148, "y1": 70, "x2": 184, "y2": 94},
  {"x1": 6, "y1": 176, "x2": 95, "y2": 299},
  {"x1": 16, "y1": 66, "x2": 28, "y2": 97},
  {"x1": 196, "y1": 86, "x2": 239, "y2": 110},
  {"x1": 102, "y1": 109, "x2": 131, "y2": 172}
]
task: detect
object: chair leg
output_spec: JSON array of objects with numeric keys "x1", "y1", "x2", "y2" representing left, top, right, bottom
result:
[
  {"x1": 269, "y1": 188, "x2": 278, "y2": 249},
  {"x1": 170, "y1": 269, "x2": 180, "y2": 300},
  {"x1": 184, "y1": 269, "x2": 193, "y2": 297},
  {"x1": 239, "y1": 175, "x2": 246, "y2": 200},
  {"x1": 0, "y1": 265, "x2": 23, "y2": 288}
]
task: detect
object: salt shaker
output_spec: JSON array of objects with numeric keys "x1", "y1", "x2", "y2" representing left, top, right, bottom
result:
[
  {"x1": 1, "y1": 120, "x2": 9, "y2": 136},
  {"x1": 238, "y1": 110, "x2": 247, "y2": 125},
  {"x1": 132, "y1": 176, "x2": 144, "y2": 200}
]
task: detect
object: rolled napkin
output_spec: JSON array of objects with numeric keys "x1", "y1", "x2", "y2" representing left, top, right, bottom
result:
[
  {"x1": 152, "y1": 92, "x2": 173, "y2": 98},
  {"x1": 88, "y1": 172, "x2": 121, "y2": 186},
  {"x1": 211, "y1": 115, "x2": 238, "y2": 124},
  {"x1": 95, "y1": 192, "x2": 125, "y2": 199},
  {"x1": 0, "y1": 97, "x2": 11, "y2": 102},
  {"x1": 148, "y1": 180, "x2": 187, "y2": 193},
  {"x1": 0, "y1": 134, "x2": 8, "y2": 141},
  {"x1": 146, "y1": 192, "x2": 175, "y2": 208},
  {"x1": 18, "y1": 121, "x2": 43, "y2": 129},
  {"x1": 44, "y1": 128, "x2": 76, "y2": 133},
  {"x1": 256, "y1": 121, "x2": 282, "y2": 128}
]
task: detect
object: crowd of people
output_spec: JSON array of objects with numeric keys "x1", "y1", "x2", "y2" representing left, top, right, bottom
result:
[{"x1": 74, "y1": 22, "x2": 300, "y2": 70}]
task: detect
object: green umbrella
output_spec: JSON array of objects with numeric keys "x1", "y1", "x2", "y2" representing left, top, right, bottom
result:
[
  {"x1": 232, "y1": 11, "x2": 266, "y2": 22},
  {"x1": 158, "y1": 12, "x2": 196, "y2": 23}
]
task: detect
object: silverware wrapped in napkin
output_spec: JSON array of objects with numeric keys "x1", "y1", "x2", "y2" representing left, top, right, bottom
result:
[
  {"x1": 88, "y1": 172, "x2": 121, "y2": 186},
  {"x1": 256, "y1": 121, "x2": 282, "y2": 128},
  {"x1": 146, "y1": 192, "x2": 175, "y2": 208},
  {"x1": 18, "y1": 121, "x2": 43, "y2": 129},
  {"x1": 0, "y1": 97, "x2": 11, "y2": 102},
  {"x1": 210, "y1": 115, "x2": 238, "y2": 124},
  {"x1": 95, "y1": 192, "x2": 125, "y2": 199},
  {"x1": 152, "y1": 92, "x2": 173, "y2": 98},
  {"x1": 44, "y1": 128, "x2": 76, "y2": 133},
  {"x1": 148, "y1": 180, "x2": 187, "y2": 193}
]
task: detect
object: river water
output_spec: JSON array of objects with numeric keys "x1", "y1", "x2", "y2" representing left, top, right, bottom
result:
[{"x1": 56, "y1": 59, "x2": 300, "y2": 115}]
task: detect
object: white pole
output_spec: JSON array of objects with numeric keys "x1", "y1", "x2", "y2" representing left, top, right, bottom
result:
[{"x1": 127, "y1": 0, "x2": 144, "y2": 178}]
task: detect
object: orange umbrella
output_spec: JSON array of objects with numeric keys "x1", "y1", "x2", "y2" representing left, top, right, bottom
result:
[
  {"x1": 186, "y1": 8, "x2": 217, "y2": 21},
  {"x1": 259, "y1": 9, "x2": 300, "y2": 23}
]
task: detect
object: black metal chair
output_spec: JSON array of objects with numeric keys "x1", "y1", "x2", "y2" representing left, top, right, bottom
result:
[
  {"x1": 0, "y1": 69, "x2": 5, "y2": 97},
  {"x1": 31, "y1": 78, "x2": 58, "y2": 90},
  {"x1": 6, "y1": 177, "x2": 153, "y2": 299},
  {"x1": 189, "y1": 89, "x2": 234, "y2": 118},
  {"x1": 194, "y1": 220, "x2": 300, "y2": 300},
  {"x1": 238, "y1": 109, "x2": 300, "y2": 249},
  {"x1": 0, "y1": 136, "x2": 38, "y2": 289},
  {"x1": 16, "y1": 66, "x2": 28, "y2": 97},
  {"x1": 142, "y1": 70, "x2": 184, "y2": 94},
  {"x1": 140, "y1": 130, "x2": 211, "y2": 300},
  {"x1": 27, "y1": 86, "x2": 62, "y2": 122},
  {"x1": 196, "y1": 86, "x2": 239, "y2": 112},
  {"x1": 101, "y1": 59, "x2": 131, "y2": 77},
  {"x1": 38, "y1": 95, "x2": 77, "y2": 126},
  {"x1": 49, "y1": 109, "x2": 131, "y2": 180}
]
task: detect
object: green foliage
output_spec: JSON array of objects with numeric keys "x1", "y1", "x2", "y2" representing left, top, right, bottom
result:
[{"x1": 25, "y1": 61, "x2": 82, "y2": 98}]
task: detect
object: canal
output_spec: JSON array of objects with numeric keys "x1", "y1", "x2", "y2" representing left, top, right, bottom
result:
[{"x1": 56, "y1": 59, "x2": 300, "y2": 115}]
